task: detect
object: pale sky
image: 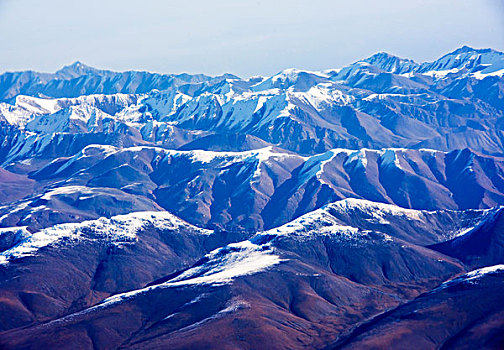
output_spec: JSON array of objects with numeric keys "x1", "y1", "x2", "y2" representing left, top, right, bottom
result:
[{"x1": 0, "y1": 0, "x2": 503, "y2": 77}]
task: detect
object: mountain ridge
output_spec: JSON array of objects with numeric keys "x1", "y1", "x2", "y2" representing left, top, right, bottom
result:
[
  {"x1": 0, "y1": 45, "x2": 503, "y2": 349},
  {"x1": 2, "y1": 45, "x2": 502, "y2": 157},
  {"x1": 0, "y1": 198, "x2": 496, "y2": 349}
]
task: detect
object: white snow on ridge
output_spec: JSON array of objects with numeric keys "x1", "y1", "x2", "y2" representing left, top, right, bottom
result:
[
  {"x1": 43, "y1": 145, "x2": 454, "y2": 192},
  {"x1": 0, "y1": 93, "x2": 141, "y2": 129},
  {"x1": 81, "y1": 239, "x2": 282, "y2": 311},
  {"x1": 166, "y1": 240, "x2": 282, "y2": 286},
  {"x1": 268, "y1": 68, "x2": 329, "y2": 83},
  {"x1": 472, "y1": 68, "x2": 504, "y2": 80},
  {"x1": 436, "y1": 264, "x2": 504, "y2": 292},
  {"x1": 315, "y1": 150, "x2": 338, "y2": 182},
  {"x1": 421, "y1": 68, "x2": 504, "y2": 80},
  {"x1": 0, "y1": 211, "x2": 212, "y2": 265},
  {"x1": 186, "y1": 147, "x2": 285, "y2": 165},
  {"x1": 172, "y1": 146, "x2": 299, "y2": 168},
  {"x1": 25, "y1": 105, "x2": 105, "y2": 133},
  {"x1": 40, "y1": 144, "x2": 118, "y2": 176},
  {"x1": 15, "y1": 95, "x2": 61, "y2": 115},
  {"x1": 464, "y1": 264, "x2": 504, "y2": 281},
  {"x1": 422, "y1": 68, "x2": 461, "y2": 78},
  {"x1": 247, "y1": 146, "x2": 300, "y2": 181},
  {"x1": 0, "y1": 103, "x2": 34, "y2": 126},
  {"x1": 294, "y1": 83, "x2": 354, "y2": 110},
  {"x1": 155, "y1": 146, "x2": 299, "y2": 183},
  {"x1": 262, "y1": 204, "x2": 359, "y2": 239},
  {"x1": 449, "y1": 206, "x2": 501, "y2": 239},
  {"x1": 40, "y1": 185, "x2": 101, "y2": 200},
  {"x1": 329, "y1": 198, "x2": 424, "y2": 220},
  {"x1": 299, "y1": 149, "x2": 350, "y2": 186},
  {"x1": 380, "y1": 149, "x2": 402, "y2": 169},
  {"x1": 344, "y1": 149, "x2": 368, "y2": 169},
  {"x1": 51, "y1": 144, "x2": 303, "y2": 173},
  {"x1": 259, "y1": 197, "x2": 429, "y2": 241}
]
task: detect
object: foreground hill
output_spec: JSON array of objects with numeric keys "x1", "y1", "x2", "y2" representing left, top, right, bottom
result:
[{"x1": 2, "y1": 200, "x2": 502, "y2": 349}]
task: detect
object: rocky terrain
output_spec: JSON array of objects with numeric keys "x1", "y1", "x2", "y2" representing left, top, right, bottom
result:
[{"x1": 0, "y1": 46, "x2": 503, "y2": 349}]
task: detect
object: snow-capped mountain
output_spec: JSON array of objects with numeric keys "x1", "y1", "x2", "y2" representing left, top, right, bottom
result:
[
  {"x1": 418, "y1": 46, "x2": 504, "y2": 77},
  {"x1": 0, "y1": 62, "x2": 237, "y2": 102},
  {"x1": 1, "y1": 145, "x2": 502, "y2": 233},
  {"x1": 0, "y1": 200, "x2": 498, "y2": 349},
  {"x1": 0, "y1": 46, "x2": 504, "y2": 349},
  {"x1": 361, "y1": 46, "x2": 504, "y2": 78},
  {"x1": 1, "y1": 46, "x2": 503, "y2": 157}
]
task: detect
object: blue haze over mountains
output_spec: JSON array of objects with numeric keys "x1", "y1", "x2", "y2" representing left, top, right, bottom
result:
[{"x1": 0, "y1": 47, "x2": 504, "y2": 349}]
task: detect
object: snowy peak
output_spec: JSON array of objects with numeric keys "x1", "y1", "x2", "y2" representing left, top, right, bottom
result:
[
  {"x1": 448, "y1": 45, "x2": 496, "y2": 56},
  {"x1": 0, "y1": 210, "x2": 212, "y2": 264},
  {"x1": 260, "y1": 198, "x2": 423, "y2": 240},
  {"x1": 252, "y1": 68, "x2": 330, "y2": 91},
  {"x1": 55, "y1": 61, "x2": 100, "y2": 79},
  {"x1": 418, "y1": 46, "x2": 504, "y2": 77},
  {"x1": 363, "y1": 52, "x2": 419, "y2": 74},
  {"x1": 259, "y1": 202, "x2": 359, "y2": 240},
  {"x1": 353, "y1": 46, "x2": 504, "y2": 79},
  {"x1": 25, "y1": 104, "x2": 111, "y2": 134}
]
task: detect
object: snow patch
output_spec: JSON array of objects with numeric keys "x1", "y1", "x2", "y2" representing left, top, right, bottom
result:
[
  {"x1": 380, "y1": 149, "x2": 402, "y2": 169},
  {"x1": 422, "y1": 68, "x2": 461, "y2": 78},
  {"x1": 436, "y1": 264, "x2": 504, "y2": 291},
  {"x1": 344, "y1": 149, "x2": 369, "y2": 169},
  {"x1": 330, "y1": 198, "x2": 423, "y2": 221},
  {"x1": 262, "y1": 205, "x2": 359, "y2": 240},
  {"x1": 464, "y1": 264, "x2": 504, "y2": 281},
  {"x1": 472, "y1": 68, "x2": 504, "y2": 79},
  {"x1": 166, "y1": 240, "x2": 282, "y2": 286},
  {"x1": 0, "y1": 211, "x2": 211, "y2": 264},
  {"x1": 87, "y1": 239, "x2": 282, "y2": 310}
]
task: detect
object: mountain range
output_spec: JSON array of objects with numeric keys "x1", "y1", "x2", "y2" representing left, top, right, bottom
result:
[{"x1": 0, "y1": 46, "x2": 503, "y2": 349}]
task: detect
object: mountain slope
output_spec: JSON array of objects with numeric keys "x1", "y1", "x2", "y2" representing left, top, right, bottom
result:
[
  {"x1": 430, "y1": 206, "x2": 504, "y2": 269},
  {"x1": 1, "y1": 46, "x2": 503, "y2": 157},
  {"x1": 332, "y1": 265, "x2": 504, "y2": 350},
  {"x1": 1, "y1": 146, "x2": 502, "y2": 232},
  {"x1": 0, "y1": 47, "x2": 503, "y2": 349},
  {"x1": 0, "y1": 210, "x2": 249, "y2": 333},
  {"x1": 0, "y1": 201, "x2": 479, "y2": 349},
  {"x1": 0, "y1": 62, "x2": 237, "y2": 102}
]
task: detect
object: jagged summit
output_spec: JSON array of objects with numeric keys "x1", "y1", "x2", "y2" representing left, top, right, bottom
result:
[
  {"x1": 417, "y1": 45, "x2": 504, "y2": 75},
  {"x1": 55, "y1": 61, "x2": 100, "y2": 79},
  {"x1": 63, "y1": 61, "x2": 90, "y2": 69},
  {"x1": 448, "y1": 45, "x2": 495, "y2": 55},
  {"x1": 356, "y1": 46, "x2": 504, "y2": 76},
  {"x1": 362, "y1": 51, "x2": 419, "y2": 74}
]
